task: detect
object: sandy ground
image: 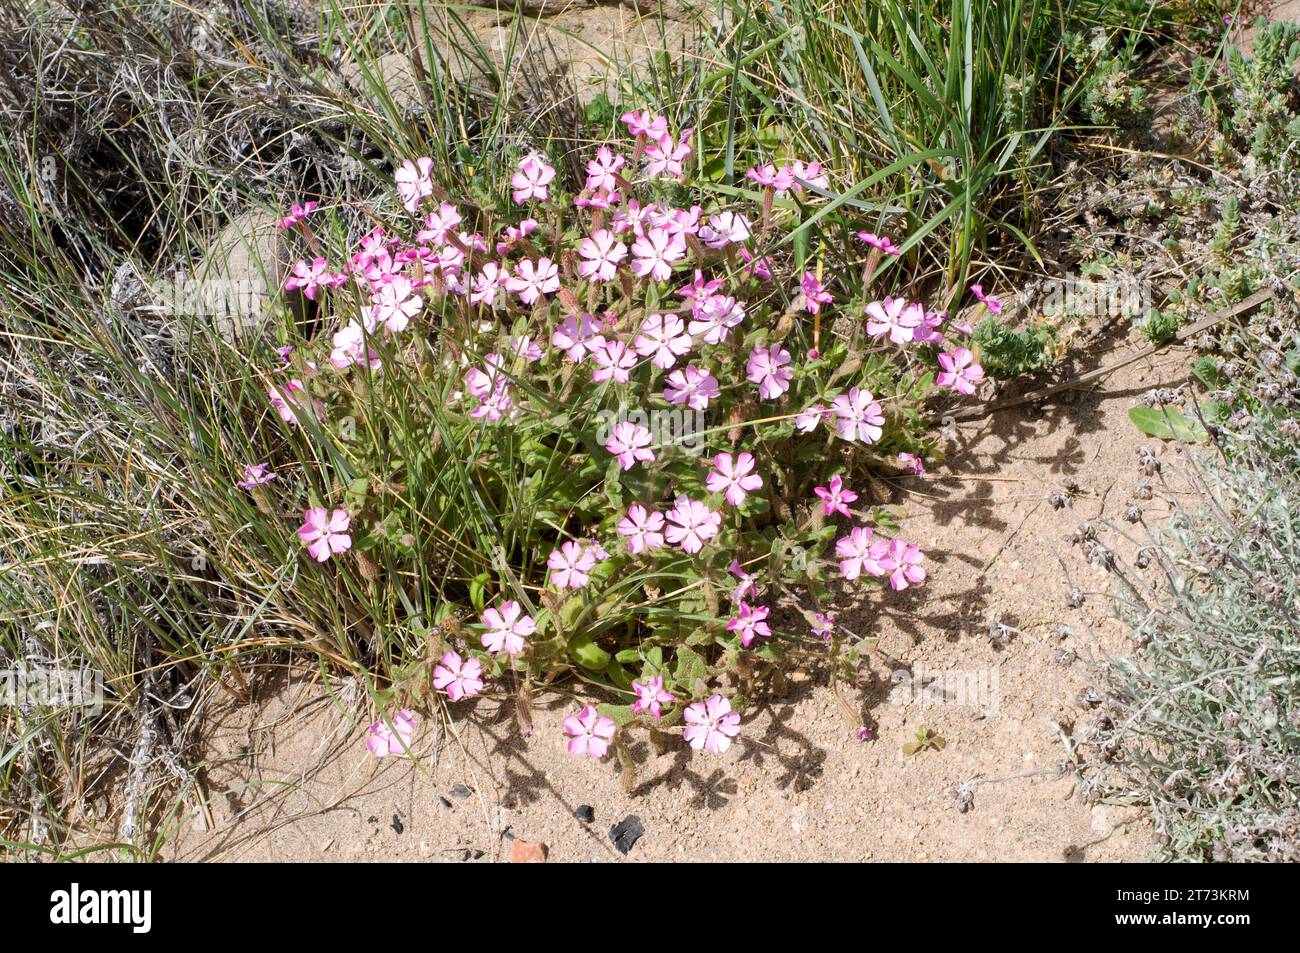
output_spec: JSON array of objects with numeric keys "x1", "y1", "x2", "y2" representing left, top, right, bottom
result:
[{"x1": 159, "y1": 327, "x2": 1203, "y2": 862}]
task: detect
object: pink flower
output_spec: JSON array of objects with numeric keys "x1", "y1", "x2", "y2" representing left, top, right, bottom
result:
[
  {"x1": 856, "y1": 231, "x2": 901, "y2": 255},
  {"x1": 902, "y1": 309, "x2": 939, "y2": 345},
  {"x1": 745, "y1": 162, "x2": 795, "y2": 192},
  {"x1": 506, "y1": 257, "x2": 560, "y2": 304},
  {"x1": 831, "y1": 387, "x2": 884, "y2": 443},
  {"x1": 881, "y1": 539, "x2": 926, "y2": 590},
  {"x1": 432, "y1": 650, "x2": 484, "y2": 701},
  {"x1": 969, "y1": 283, "x2": 1003, "y2": 315},
  {"x1": 585, "y1": 146, "x2": 625, "y2": 192},
  {"x1": 236, "y1": 462, "x2": 276, "y2": 490},
  {"x1": 591, "y1": 339, "x2": 638, "y2": 384},
  {"x1": 643, "y1": 127, "x2": 693, "y2": 178},
  {"x1": 651, "y1": 203, "x2": 702, "y2": 237},
  {"x1": 682, "y1": 694, "x2": 741, "y2": 753},
  {"x1": 739, "y1": 247, "x2": 773, "y2": 281},
  {"x1": 688, "y1": 294, "x2": 746, "y2": 345},
  {"x1": 835, "y1": 526, "x2": 887, "y2": 580},
  {"x1": 353, "y1": 248, "x2": 398, "y2": 288},
  {"x1": 367, "y1": 708, "x2": 417, "y2": 758},
  {"x1": 866, "y1": 296, "x2": 924, "y2": 344},
  {"x1": 898, "y1": 452, "x2": 926, "y2": 475},
  {"x1": 631, "y1": 227, "x2": 687, "y2": 281},
  {"x1": 395, "y1": 157, "x2": 434, "y2": 212},
  {"x1": 621, "y1": 109, "x2": 669, "y2": 141},
  {"x1": 509, "y1": 336, "x2": 544, "y2": 363},
  {"x1": 495, "y1": 218, "x2": 538, "y2": 255},
  {"x1": 795, "y1": 403, "x2": 828, "y2": 433},
  {"x1": 469, "y1": 382, "x2": 513, "y2": 422},
  {"x1": 633, "y1": 313, "x2": 692, "y2": 369},
  {"x1": 267, "y1": 379, "x2": 314, "y2": 426},
  {"x1": 678, "y1": 269, "x2": 724, "y2": 304},
  {"x1": 465, "y1": 355, "x2": 505, "y2": 400},
  {"x1": 813, "y1": 474, "x2": 858, "y2": 518},
  {"x1": 706, "y1": 451, "x2": 763, "y2": 506},
  {"x1": 276, "y1": 201, "x2": 318, "y2": 230},
  {"x1": 578, "y1": 229, "x2": 627, "y2": 282},
  {"x1": 617, "y1": 504, "x2": 666, "y2": 554},
  {"x1": 699, "y1": 211, "x2": 751, "y2": 248},
  {"x1": 284, "y1": 257, "x2": 345, "y2": 300},
  {"x1": 417, "y1": 203, "x2": 463, "y2": 244},
  {"x1": 811, "y1": 612, "x2": 835, "y2": 640},
  {"x1": 370, "y1": 276, "x2": 423, "y2": 332},
  {"x1": 574, "y1": 187, "x2": 620, "y2": 211},
  {"x1": 330, "y1": 321, "x2": 382, "y2": 371},
  {"x1": 665, "y1": 495, "x2": 721, "y2": 554},
  {"x1": 728, "y1": 560, "x2": 758, "y2": 604},
  {"x1": 632, "y1": 675, "x2": 677, "y2": 718},
  {"x1": 481, "y1": 600, "x2": 536, "y2": 656},
  {"x1": 548, "y1": 540, "x2": 597, "y2": 589},
  {"x1": 800, "y1": 272, "x2": 833, "y2": 314},
  {"x1": 551, "y1": 314, "x2": 605, "y2": 362},
  {"x1": 728, "y1": 601, "x2": 772, "y2": 647},
  {"x1": 298, "y1": 507, "x2": 352, "y2": 562},
  {"x1": 511, "y1": 153, "x2": 556, "y2": 204},
  {"x1": 789, "y1": 160, "x2": 829, "y2": 192},
  {"x1": 470, "y1": 262, "x2": 509, "y2": 308},
  {"x1": 746, "y1": 344, "x2": 794, "y2": 399},
  {"x1": 664, "y1": 365, "x2": 719, "y2": 410},
  {"x1": 565, "y1": 705, "x2": 617, "y2": 758},
  {"x1": 611, "y1": 198, "x2": 654, "y2": 237},
  {"x1": 605, "y1": 421, "x2": 655, "y2": 470},
  {"x1": 936, "y1": 348, "x2": 985, "y2": 396}
]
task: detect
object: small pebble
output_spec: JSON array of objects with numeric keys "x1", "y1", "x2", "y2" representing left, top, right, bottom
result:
[
  {"x1": 511, "y1": 839, "x2": 547, "y2": 863},
  {"x1": 608, "y1": 815, "x2": 645, "y2": 855},
  {"x1": 574, "y1": 805, "x2": 595, "y2": 823}
]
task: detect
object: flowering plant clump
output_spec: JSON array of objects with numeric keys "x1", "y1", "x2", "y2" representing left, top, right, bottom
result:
[{"x1": 258, "y1": 111, "x2": 987, "y2": 762}]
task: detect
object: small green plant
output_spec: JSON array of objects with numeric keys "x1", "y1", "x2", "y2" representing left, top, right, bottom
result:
[
  {"x1": 1192, "y1": 17, "x2": 1300, "y2": 185},
  {"x1": 972, "y1": 317, "x2": 1057, "y2": 380},
  {"x1": 1065, "y1": 27, "x2": 1150, "y2": 127},
  {"x1": 1137, "y1": 307, "x2": 1180, "y2": 346},
  {"x1": 903, "y1": 726, "x2": 946, "y2": 755}
]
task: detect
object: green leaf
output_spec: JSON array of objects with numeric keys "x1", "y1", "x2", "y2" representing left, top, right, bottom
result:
[
  {"x1": 1128, "y1": 406, "x2": 1208, "y2": 442},
  {"x1": 596, "y1": 702, "x2": 636, "y2": 727},
  {"x1": 469, "y1": 573, "x2": 489, "y2": 613},
  {"x1": 568, "y1": 633, "x2": 611, "y2": 671},
  {"x1": 672, "y1": 645, "x2": 709, "y2": 689},
  {"x1": 605, "y1": 660, "x2": 635, "y2": 691}
]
